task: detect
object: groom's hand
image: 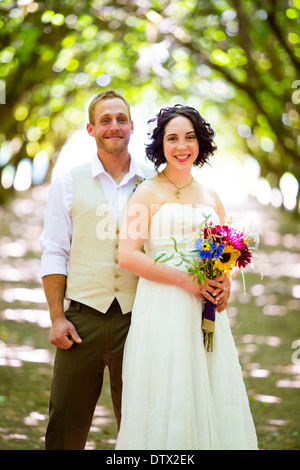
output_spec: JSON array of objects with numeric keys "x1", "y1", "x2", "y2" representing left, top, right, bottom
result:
[{"x1": 50, "y1": 317, "x2": 82, "y2": 350}]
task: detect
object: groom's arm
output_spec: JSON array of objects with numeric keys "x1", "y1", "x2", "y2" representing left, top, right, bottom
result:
[{"x1": 42, "y1": 274, "x2": 82, "y2": 350}]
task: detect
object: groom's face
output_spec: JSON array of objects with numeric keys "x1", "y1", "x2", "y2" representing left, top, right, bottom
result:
[{"x1": 87, "y1": 98, "x2": 133, "y2": 155}]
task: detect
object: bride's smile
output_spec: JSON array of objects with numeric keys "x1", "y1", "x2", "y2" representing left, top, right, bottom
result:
[
  {"x1": 163, "y1": 115, "x2": 199, "y2": 171},
  {"x1": 174, "y1": 153, "x2": 191, "y2": 162}
]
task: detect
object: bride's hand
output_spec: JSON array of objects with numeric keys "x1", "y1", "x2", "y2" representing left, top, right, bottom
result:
[
  {"x1": 197, "y1": 275, "x2": 231, "y2": 310},
  {"x1": 210, "y1": 275, "x2": 231, "y2": 312},
  {"x1": 182, "y1": 275, "x2": 218, "y2": 305}
]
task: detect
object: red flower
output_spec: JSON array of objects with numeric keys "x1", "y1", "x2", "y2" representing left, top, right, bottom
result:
[{"x1": 237, "y1": 245, "x2": 252, "y2": 268}]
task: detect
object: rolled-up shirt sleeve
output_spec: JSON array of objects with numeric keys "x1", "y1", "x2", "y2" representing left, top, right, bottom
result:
[{"x1": 39, "y1": 172, "x2": 73, "y2": 278}]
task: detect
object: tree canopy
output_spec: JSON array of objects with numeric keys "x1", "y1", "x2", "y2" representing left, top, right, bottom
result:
[{"x1": 0, "y1": 0, "x2": 299, "y2": 210}]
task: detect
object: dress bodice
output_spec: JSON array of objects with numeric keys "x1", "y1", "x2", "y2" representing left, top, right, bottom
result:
[{"x1": 144, "y1": 203, "x2": 220, "y2": 267}]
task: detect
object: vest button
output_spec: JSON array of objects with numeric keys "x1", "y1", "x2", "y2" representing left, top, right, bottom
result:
[
  {"x1": 114, "y1": 273, "x2": 120, "y2": 279},
  {"x1": 114, "y1": 287, "x2": 120, "y2": 293}
]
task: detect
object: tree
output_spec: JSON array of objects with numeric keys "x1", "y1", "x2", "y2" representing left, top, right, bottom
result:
[{"x1": 0, "y1": 0, "x2": 299, "y2": 211}]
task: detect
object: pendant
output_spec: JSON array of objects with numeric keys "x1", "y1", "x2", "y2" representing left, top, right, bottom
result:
[{"x1": 175, "y1": 189, "x2": 180, "y2": 199}]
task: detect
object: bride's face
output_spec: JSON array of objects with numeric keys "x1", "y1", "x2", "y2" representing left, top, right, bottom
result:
[{"x1": 163, "y1": 116, "x2": 199, "y2": 169}]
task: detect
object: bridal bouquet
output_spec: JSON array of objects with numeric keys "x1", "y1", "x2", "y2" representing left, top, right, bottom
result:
[{"x1": 155, "y1": 215, "x2": 259, "y2": 351}]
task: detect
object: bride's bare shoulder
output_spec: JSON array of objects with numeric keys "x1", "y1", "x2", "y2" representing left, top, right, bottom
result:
[{"x1": 194, "y1": 182, "x2": 226, "y2": 222}]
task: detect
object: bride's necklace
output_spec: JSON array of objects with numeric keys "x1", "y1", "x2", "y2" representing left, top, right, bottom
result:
[{"x1": 163, "y1": 171, "x2": 193, "y2": 199}]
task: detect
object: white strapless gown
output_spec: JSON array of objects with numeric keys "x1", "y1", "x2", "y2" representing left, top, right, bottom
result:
[{"x1": 116, "y1": 204, "x2": 258, "y2": 450}]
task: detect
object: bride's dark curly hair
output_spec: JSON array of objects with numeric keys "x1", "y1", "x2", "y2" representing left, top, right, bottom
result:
[{"x1": 145, "y1": 105, "x2": 217, "y2": 171}]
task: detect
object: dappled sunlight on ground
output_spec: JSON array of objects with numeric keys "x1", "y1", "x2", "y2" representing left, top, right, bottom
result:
[
  {"x1": 86, "y1": 404, "x2": 117, "y2": 450},
  {"x1": 2, "y1": 308, "x2": 50, "y2": 328},
  {"x1": 0, "y1": 342, "x2": 52, "y2": 367},
  {"x1": 2, "y1": 287, "x2": 46, "y2": 304}
]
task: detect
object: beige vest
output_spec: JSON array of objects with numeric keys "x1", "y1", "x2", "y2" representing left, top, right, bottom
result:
[{"x1": 65, "y1": 163, "x2": 141, "y2": 314}]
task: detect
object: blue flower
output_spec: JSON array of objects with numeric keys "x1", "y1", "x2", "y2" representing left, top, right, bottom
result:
[
  {"x1": 132, "y1": 178, "x2": 145, "y2": 193},
  {"x1": 200, "y1": 251, "x2": 212, "y2": 259},
  {"x1": 194, "y1": 238, "x2": 204, "y2": 251},
  {"x1": 214, "y1": 243, "x2": 225, "y2": 259}
]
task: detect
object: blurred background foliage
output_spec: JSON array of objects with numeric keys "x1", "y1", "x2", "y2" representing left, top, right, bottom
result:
[{"x1": 0, "y1": 0, "x2": 299, "y2": 211}]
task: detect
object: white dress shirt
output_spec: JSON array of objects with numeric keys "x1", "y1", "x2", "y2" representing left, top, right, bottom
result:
[{"x1": 39, "y1": 154, "x2": 149, "y2": 278}]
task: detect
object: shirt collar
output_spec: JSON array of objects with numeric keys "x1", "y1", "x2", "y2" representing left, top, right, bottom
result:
[
  {"x1": 91, "y1": 154, "x2": 106, "y2": 177},
  {"x1": 91, "y1": 153, "x2": 146, "y2": 181}
]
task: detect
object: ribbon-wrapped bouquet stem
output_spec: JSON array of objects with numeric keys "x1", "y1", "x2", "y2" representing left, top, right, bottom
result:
[{"x1": 155, "y1": 215, "x2": 259, "y2": 352}]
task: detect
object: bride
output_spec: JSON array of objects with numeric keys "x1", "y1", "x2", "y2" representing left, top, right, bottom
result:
[{"x1": 116, "y1": 105, "x2": 258, "y2": 450}]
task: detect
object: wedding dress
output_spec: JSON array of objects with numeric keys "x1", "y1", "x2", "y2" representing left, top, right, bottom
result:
[{"x1": 116, "y1": 204, "x2": 258, "y2": 450}]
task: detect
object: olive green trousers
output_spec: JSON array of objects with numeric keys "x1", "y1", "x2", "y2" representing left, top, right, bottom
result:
[{"x1": 45, "y1": 299, "x2": 131, "y2": 450}]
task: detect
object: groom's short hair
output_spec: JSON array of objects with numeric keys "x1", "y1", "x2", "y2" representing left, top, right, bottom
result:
[{"x1": 88, "y1": 89, "x2": 131, "y2": 124}]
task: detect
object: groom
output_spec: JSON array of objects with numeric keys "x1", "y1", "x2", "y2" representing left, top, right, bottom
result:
[{"x1": 40, "y1": 90, "x2": 231, "y2": 450}]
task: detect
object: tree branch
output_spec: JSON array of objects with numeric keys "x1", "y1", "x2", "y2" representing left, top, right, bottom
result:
[{"x1": 254, "y1": 0, "x2": 300, "y2": 71}]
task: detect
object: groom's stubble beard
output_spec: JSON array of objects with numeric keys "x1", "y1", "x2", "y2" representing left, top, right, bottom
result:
[{"x1": 95, "y1": 132, "x2": 131, "y2": 155}]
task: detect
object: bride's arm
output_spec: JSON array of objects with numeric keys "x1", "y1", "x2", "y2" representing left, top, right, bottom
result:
[{"x1": 118, "y1": 183, "x2": 220, "y2": 303}]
